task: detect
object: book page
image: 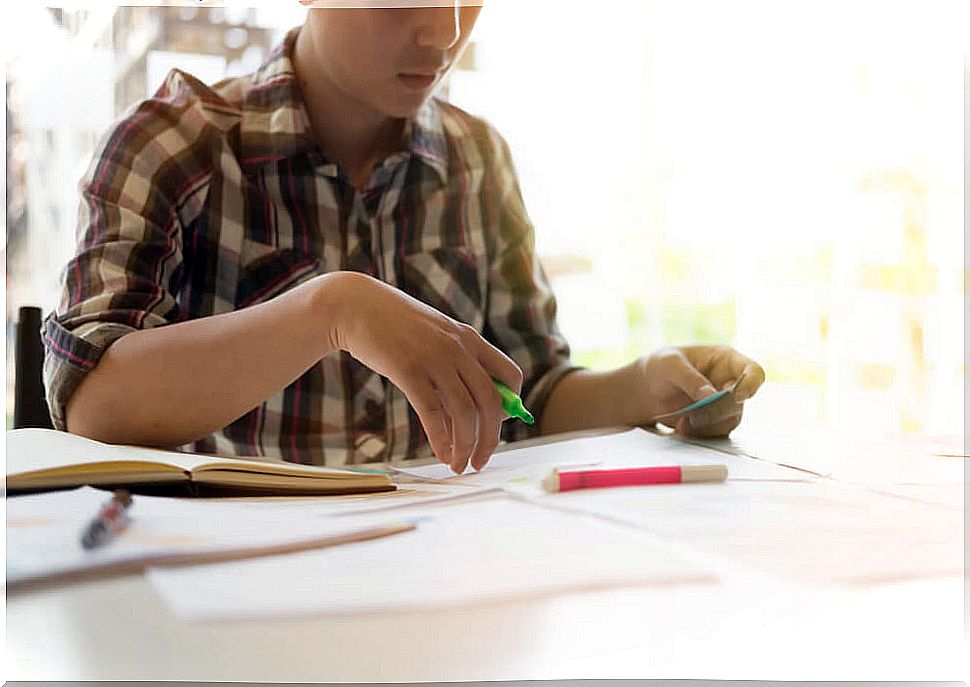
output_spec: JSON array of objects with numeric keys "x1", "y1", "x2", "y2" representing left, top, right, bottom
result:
[
  {"x1": 6, "y1": 429, "x2": 229, "y2": 476},
  {"x1": 6, "y1": 428, "x2": 372, "y2": 481}
]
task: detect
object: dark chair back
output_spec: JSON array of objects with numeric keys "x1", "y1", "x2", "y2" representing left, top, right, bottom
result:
[{"x1": 14, "y1": 306, "x2": 54, "y2": 429}]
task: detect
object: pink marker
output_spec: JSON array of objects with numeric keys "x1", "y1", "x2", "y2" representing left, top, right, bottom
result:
[{"x1": 542, "y1": 464, "x2": 728, "y2": 493}]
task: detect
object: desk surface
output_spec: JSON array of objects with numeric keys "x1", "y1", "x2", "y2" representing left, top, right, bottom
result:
[
  {"x1": 6, "y1": 571, "x2": 965, "y2": 680},
  {"x1": 6, "y1": 429, "x2": 967, "y2": 681}
]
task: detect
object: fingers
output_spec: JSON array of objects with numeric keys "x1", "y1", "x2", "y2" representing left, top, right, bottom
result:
[
  {"x1": 656, "y1": 345, "x2": 757, "y2": 435},
  {"x1": 472, "y1": 328, "x2": 523, "y2": 395},
  {"x1": 440, "y1": 395, "x2": 454, "y2": 458},
  {"x1": 364, "y1": 304, "x2": 521, "y2": 472},
  {"x1": 455, "y1": 356, "x2": 506, "y2": 473},
  {"x1": 406, "y1": 378, "x2": 455, "y2": 466},
  {"x1": 664, "y1": 349, "x2": 718, "y2": 402},
  {"x1": 668, "y1": 393, "x2": 741, "y2": 434},
  {"x1": 433, "y1": 371, "x2": 479, "y2": 473},
  {"x1": 679, "y1": 403, "x2": 744, "y2": 438},
  {"x1": 458, "y1": 366, "x2": 504, "y2": 472},
  {"x1": 433, "y1": 361, "x2": 506, "y2": 474},
  {"x1": 733, "y1": 361, "x2": 766, "y2": 401},
  {"x1": 680, "y1": 345, "x2": 766, "y2": 401},
  {"x1": 707, "y1": 347, "x2": 765, "y2": 399},
  {"x1": 457, "y1": 324, "x2": 522, "y2": 471}
]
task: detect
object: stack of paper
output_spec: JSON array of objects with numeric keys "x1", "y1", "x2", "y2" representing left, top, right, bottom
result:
[
  {"x1": 147, "y1": 493, "x2": 720, "y2": 620},
  {"x1": 543, "y1": 478, "x2": 963, "y2": 585},
  {"x1": 392, "y1": 428, "x2": 806, "y2": 492},
  {"x1": 7, "y1": 487, "x2": 413, "y2": 586}
]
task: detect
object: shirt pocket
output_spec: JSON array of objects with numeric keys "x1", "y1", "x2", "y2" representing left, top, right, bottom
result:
[
  {"x1": 401, "y1": 245, "x2": 485, "y2": 331},
  {"x1": 235, "y1": 238, "x2": 320, "y2": 309}
]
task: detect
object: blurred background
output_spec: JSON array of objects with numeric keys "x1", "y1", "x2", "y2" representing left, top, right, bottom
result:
[{"x1": 3, "y1": 1, "x2": 966, "y2": 449}]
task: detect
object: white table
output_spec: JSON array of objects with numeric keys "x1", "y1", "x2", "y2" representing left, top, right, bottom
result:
[{"x1": 6, "y1": 429, "x2": 967, "y2": 681}]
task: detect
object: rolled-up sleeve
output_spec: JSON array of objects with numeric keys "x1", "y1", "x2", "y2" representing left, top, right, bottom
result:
[
  {"x1": 43, "y1": 98, "x2": 189, "y2": 431},
  {"x1": 480, "y1": 128, "x2": 583, "y2": 442}
]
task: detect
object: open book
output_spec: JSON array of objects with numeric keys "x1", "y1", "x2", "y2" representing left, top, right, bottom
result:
[{"x1": 6, "y1": 429, "x2": 394, "y2": 496}]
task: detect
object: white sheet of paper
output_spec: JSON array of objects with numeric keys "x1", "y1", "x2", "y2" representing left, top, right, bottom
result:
[
  {"x1": 537, "y1": 478, "x2": 963, "y2": 585},
  {"x1": 864, "y1": 483, "x2": 964, "y2": 511},
  {"x1": 392, "y1": 428, "x2": 807, "y2": 492},
  {"x1": 723, "y1": 425, "x2": 965, "y2": 485},
  {"x1": 214, "y1": 482, "x2": 499, "y2": 517},
  {"x1": 6, "y1": 487, "x2": 410, "y2": 585},
  {"x1": 147, "y1": 493, "x2": 719, "y2": 620}
]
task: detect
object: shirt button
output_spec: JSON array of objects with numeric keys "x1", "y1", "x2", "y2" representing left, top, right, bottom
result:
[{"x1": 353, "y1": 432, "x2": 386, "y2": 463}]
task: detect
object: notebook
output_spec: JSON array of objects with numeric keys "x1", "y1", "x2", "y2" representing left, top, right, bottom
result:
[{"x1": 6, "y1": 428, "x2": 394, "y2": 496}]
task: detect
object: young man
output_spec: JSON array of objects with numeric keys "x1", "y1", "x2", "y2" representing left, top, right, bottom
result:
[{"x1": 44, "y1": 3, "x2": 765, "y2": 474}]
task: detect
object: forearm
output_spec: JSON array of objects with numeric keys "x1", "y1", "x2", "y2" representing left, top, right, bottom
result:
[
  {"x1": 65, "y1": 272, "x2": 350, "y2": 447},
  {"x1": 539, "y1": 361, "x2": 644, "y2": 435}
]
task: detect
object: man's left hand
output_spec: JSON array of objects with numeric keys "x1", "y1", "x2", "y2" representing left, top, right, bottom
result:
[{"x1": 627, "y1": 345, "x2": 766, "y2": 438}]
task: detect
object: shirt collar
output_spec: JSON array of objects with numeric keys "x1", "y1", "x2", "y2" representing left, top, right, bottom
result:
[
  {"x1": 239, "y1": 26, "x2": 449, "y2": 185},
  {"x1": 238, "y1": 27, "x2": 317, "y2": 167},
  {"x1": 404, "y1": 99, "x2": 448, "y2": 185}
]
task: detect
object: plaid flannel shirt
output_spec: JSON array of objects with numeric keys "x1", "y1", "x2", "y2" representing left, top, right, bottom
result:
[{"x1": 43, "y1": 27, "x2": 579, "y2": 465}]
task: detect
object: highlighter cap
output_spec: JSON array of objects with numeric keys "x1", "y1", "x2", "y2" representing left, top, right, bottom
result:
[{"x1": 494, "y1": 380, "x2": 535, "y2": 425}]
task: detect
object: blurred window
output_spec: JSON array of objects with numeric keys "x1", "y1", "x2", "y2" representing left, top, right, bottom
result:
[{"x1": 5, "y1": 2, "x2": 965, "y2": 439}]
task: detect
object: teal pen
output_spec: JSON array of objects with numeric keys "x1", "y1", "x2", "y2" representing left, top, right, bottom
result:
[
  {"x1": 343, "y1": 467, "x2": 389, "y2": 475},
  {"x1": 650, "y1": 371, "x2": 749, "y2": 423},
  {"x1": 493, "y1": 380, "x2": 534, "y2": 425}
]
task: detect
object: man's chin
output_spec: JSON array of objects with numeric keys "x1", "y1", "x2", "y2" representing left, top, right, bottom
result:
[
  {"x1": 379, "y1": 90, "x2": 436, "y2": 119},
  {"x1": 383, "y1": 101, "x2": 429, "y2": 120}
]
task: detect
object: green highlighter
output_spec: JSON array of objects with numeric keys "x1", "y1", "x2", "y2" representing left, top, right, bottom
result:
[{"x1": 493, "y1": 379, "x2": 535, "y2": 425}]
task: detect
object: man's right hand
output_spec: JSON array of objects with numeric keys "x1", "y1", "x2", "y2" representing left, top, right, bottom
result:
[{"x1": 325, "y1": 272, "x2": 523, "y2": 474}]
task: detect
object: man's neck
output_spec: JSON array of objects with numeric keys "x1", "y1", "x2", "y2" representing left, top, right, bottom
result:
[{"x1": 293, "y1": 28, "x2": 405, "y2": 190}]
